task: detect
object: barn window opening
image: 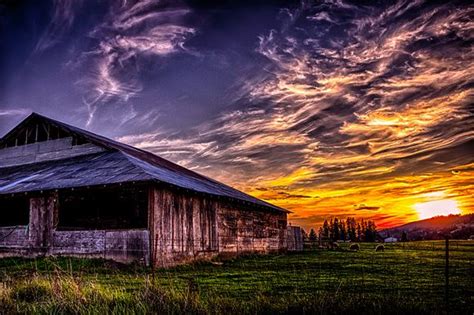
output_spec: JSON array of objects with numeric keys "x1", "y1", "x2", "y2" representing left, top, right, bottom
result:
[
  {"x1": 57, "y1": 186, "x2": 148, "y2": 230},
  {"x1": 0, "y1": 196, "x2": 30, "y2": 227},
  {"x1": 1, "y1": 121, "x2": 89, "y2": 149}
]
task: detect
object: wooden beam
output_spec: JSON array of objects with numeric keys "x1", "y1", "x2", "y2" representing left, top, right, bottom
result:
[{"x1": 35, "y1": 124, "x2": 39, "y2": 143}]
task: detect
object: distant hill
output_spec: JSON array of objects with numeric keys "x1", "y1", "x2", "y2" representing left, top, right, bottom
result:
[{"x1": 381, "y1": 214, "x2": 474, "y2": 241}]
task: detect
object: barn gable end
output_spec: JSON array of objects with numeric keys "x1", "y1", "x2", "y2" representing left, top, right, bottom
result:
[
  {"x1": 0, "y1": 114, "x2": 105, "y2": 168},
  {"x1": 0, "y1": 137, "x2": 105, "y2": 168}
]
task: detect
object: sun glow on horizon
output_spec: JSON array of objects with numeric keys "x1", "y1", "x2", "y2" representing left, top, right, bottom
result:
[{"x1": 414, "y1": 199, "x2": 461, "y2": 220}]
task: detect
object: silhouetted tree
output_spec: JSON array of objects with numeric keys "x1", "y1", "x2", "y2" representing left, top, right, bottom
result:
[
  {"x1": 329, "y1": 218, "x2": 334, "y2": 240},
  {"x1": 301, "y1": 229, "x2": 309, "y2": 242},
  {"x1": 309, "y1": 228, "x2": 317, "y2": 242},
  {"x1": 357, "y1": 223, "x2": 362, "y2": 241},
  {"x1": 333, "y1": 218, "x2": 340, "y2": 241},
  {"x1": 322, "y1": 220, "x2": 330, "y2": 241},
  {"x1": 401, "y1": 231, "x2": 408, "y2": 242},
  {"x1": 340, "y1": 220, "x2": 346, "y2": 241},
  {"x1": 347, "y1": 217, "x2": 357, "y2": 241},
  {"x1": 365, "y1": 220, "x2": 377, "y2": 242},
  {"x1": 319, "y1": 217, "x2": 378, "y2": 244}
]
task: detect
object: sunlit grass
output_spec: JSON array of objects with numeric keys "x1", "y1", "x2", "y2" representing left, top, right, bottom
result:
[{"x1": 0, "y1": 241, "x2": 472, "y2": 314}]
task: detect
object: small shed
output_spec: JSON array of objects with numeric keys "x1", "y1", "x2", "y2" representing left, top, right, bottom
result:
[
  {"x1": 0, "y1": 113, "x2": 293, "y2": 266},
  {"x1": 287, "y1": 226, "x2": 304, "y2": 251}
]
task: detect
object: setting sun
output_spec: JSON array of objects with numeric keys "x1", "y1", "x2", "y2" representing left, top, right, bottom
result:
[{"x1": 414, "y1": 199, "x2": 461, "y2": 220}]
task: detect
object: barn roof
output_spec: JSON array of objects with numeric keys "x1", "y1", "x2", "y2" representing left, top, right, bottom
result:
[{"x1": 0, "y1": 113, "x2": 289, "y2": 213}]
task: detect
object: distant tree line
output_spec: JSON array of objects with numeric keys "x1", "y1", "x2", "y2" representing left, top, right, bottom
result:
[{"x1": 304, "y1": 217, "x2": 378, "y2": 243}]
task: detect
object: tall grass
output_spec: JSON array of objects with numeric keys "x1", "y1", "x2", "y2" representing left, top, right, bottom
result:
[
  {"x1": 2, "y1": 275, "x2": 133, "y2": 314},
  {"x1": 0, "y1": 272, "x2": 445, "y2": 314},
  {"x1": 0, "y1": 241, "x2": 472, "y2": 314}
]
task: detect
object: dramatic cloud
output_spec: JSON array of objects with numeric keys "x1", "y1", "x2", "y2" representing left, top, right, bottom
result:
[
  {"x1": 76, "y1": 1, "x2": 195, "y2": 125},
  {"x1": 34, "y1": 0, "x2": 84, "y2": 52},
  {"x1": 128, "y1": 0, "x2": 473, "y2": 229},
  {"x1": 0, "y1": 109, "x2": 30, "y2": 117},
  {"x1": 1, "y1": 0, "x2": 473, "y2": 230}
]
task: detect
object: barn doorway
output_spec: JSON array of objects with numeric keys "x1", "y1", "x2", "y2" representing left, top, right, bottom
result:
[
  {"x1": 0, "y1": 195, "x2": 30, "y2": 227},
  {"x1": 57, "y1": 185, "x2": 148, "y2": 230}
]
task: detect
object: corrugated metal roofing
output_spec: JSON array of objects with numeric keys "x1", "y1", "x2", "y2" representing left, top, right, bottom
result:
[
  {"x1": 0, "y1": 152, "x2": 152, "y2": 194},
  {"x1": 0, "y1": 113, "x2": 289, "y2": 213}
]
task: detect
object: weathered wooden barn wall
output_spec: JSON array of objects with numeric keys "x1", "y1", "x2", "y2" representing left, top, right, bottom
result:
[
  {"x1": 0, "y1": 193, "x2": 56, "y2": 257},
  {"x1": 2, "y1": 186, "x2": 287, "y2": 265},
  {"x1": 0, "y1": 137, "x2": 104, "y2": 168},
  {"x1": 52, "y1": 230, "x2": 149, "y2": 263},
  {"x1": 150, "y1": 187, "x2": 287, "y2": 267},
  {"x1": 28, "y1": 194, "x2": 56, "y2": 253},
  {"x1": 218, "y1": 205, "x2": 287, "y2": 254},
  {"x1": 149, "y1": 187, "x2": 218, "y2": 267},
  {"x1": 0, "y1": 192, "x2": 150, "y2": 263},
  {"x1": 0, "y1": 226, "x2": 29, "y2": 256}
]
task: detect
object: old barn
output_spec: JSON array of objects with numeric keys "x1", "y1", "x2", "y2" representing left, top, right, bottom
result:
[{"x1": 0, "y1": 113, "x2": 295, "y2": 266}]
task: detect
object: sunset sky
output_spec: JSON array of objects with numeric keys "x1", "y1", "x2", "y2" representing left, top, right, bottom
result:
[{"x1": 1, "y1": 0, "x2": 473, "y2": 230}]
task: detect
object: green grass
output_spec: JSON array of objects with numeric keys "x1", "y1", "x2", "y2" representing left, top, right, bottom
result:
[{"x1": 0, "y1": 241, "x2": 473, "y2": 314}]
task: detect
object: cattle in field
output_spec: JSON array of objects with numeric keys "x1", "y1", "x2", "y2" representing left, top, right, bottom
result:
[
  {"x1": 349, "y1": 243, "x2": 360, "y2": 251},
  {"x1": 375, "y1": 244, "x2": 385, "y2": 252}
]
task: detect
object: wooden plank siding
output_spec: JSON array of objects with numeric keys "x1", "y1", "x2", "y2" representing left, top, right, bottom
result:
[
  {"x1": 1, "y1": 186, "x2": 287, "y2": 266},
  {"x1": 28, "y1": 193, "x2": 57, "y2": 253},
  {"x1": 0, "y1": 137, "x2": 104, "y2": 168},
  {"x1": 149, "y1": 186, "x2": 287, "y2": 267},
  {"x1": 0, "y1": 191, "x2": 150, "y2": 263}
]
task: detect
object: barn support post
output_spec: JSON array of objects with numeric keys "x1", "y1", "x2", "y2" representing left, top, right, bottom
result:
[
  {"x1": 148, "y1": 186, "x2": 156, "y2": 270},
  {"x1": 28, "y1": 197, "x2": 41, "y2": 252},
  {"x1": 28, "y1": 192, "x2": 57, "y2": 256}
]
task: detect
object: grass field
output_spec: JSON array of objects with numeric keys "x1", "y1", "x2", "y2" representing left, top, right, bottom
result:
[{"x1": 0, "y1": 241, "x2": 473, "y2": 314}]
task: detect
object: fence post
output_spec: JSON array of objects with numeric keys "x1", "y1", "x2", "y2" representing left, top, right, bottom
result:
[
  {"x1": 104, "y1": 231, "x2": 107, "y2": 260},
  {"x1": 445, "y1": 236, "x2": 449, "y2": 312},
  {"x1": 151, "y1": 233, "x2": 159, "y2": 286}
]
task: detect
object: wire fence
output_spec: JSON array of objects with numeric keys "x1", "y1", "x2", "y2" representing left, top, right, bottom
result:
[
  {"x1": 0, "y1": 229, "x2": 473, "y2": 312},
  {"x1": 301, "y1": 239, "x2": 474, "y2": 312}
]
